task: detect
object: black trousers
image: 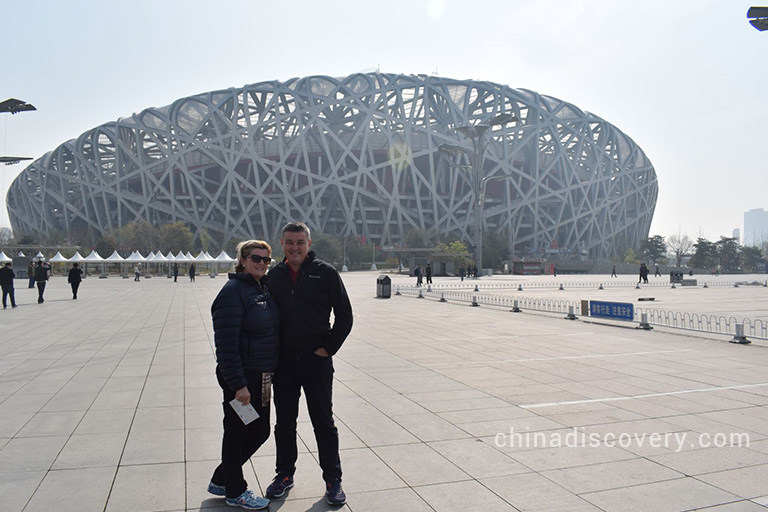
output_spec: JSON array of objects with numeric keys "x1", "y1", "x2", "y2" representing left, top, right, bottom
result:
[
  {"x1": 273, "y1": 354, "x2": 341, "y2": 482},
  {"x1": 71, "y1": 282, "x2": 80, "y2": 298},
  {"x1": 1, "y1": 286, "x2": 15, "y2": 307},
  {"x1": 36, "y1": 281, "x2": 46, "y2": 303},
  {"x1": 211, "y1": 366, "x2": 271, "y2": 498}
]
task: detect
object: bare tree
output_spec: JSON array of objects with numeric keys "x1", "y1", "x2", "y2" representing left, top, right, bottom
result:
[{"x1": 667, "y1": 233, "x2": 693, "y2": 267}]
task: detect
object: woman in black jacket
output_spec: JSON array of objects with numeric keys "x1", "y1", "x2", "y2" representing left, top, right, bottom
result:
[{"x1": 207, "y1": 240, "x2": 277, "y2": 510}]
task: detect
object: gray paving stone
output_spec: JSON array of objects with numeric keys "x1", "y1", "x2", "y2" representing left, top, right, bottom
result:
[
  {"x1": 415, "y1": 480, "x2": 517, "y2": 510},
  {"x1": 541, "y1": 457, "x2": 683, "y2": 494},
  {"x1": 0, "y1": 436, "x2": 68, "y2": 472},
  {"x1": 0, "y1": 470, "x2": 46, "y2": 512},
  {"x1": 372, "y1": 443, "x2": 471, "y2": 486},
  {"x1": 106, "y1": 462, "x2": 185, "y2": 512},
  {"x1": 52, "y1": 432, "x2": 127, "y2": 469},
  {"x1": 580, "y1": 477, "x2": 741, "y2": 512},
  {"x1": 23, "y1": 466, "x2": 117, "y2": 512},
  {"x1": 696, "y1": 464, "x2": 768, "y2": 499}
]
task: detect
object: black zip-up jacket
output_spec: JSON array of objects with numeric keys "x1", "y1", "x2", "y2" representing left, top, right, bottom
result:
[
  {"x1": 212, "y1": 273, "x2": 279, "y2": 391},
  {"x1": 68, "y1": 267, "x2": 82, "y2": 284},
  {"x1": 0, "y1": 266, "x2": 14, "y2": 288},
  {"x1": 266, "y1": 251, "x2": 353, "y2": 360},
  {"x1": 34, "y1": 265, "x2": 48, "y2": 282}
]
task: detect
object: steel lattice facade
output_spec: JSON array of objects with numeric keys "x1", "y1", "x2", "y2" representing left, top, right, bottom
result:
[{"x1": 7, "y1": 73, "x2": 657, "y2": 259}]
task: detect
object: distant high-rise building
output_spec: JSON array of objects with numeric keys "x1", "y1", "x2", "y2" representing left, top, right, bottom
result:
[
  {"x1": 743, "y1": 208, "x2": 768, "y2": 246},
  {"x1": 732, "y1": 228, "x2": 740, "y2": 243}
]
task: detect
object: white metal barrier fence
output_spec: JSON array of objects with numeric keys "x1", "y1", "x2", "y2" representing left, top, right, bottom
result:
[{"x1": 394, "y1": 285, "x2": 768, "y2": 341}]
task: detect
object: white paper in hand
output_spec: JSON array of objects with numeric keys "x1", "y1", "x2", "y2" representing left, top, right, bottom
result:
[{"x1": 229, "y1": 398, "x2": 260, "y2": 425}]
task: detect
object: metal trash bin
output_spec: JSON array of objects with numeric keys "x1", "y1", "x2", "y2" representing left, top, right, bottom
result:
[
  {"x1": 670, "y1": 271, "x2": 683, "y2": 284},
  {"x1": 376, "y1": 275, "x2": 391, "y2": 298}
]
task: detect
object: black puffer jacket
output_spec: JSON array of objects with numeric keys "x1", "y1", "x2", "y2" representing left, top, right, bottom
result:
[
  {"x1": 266, "y1": 251, "x2": 353, "y2": 360},
  {"x1": 212, "y1": 272, "x2": 279, "y2": 391}
]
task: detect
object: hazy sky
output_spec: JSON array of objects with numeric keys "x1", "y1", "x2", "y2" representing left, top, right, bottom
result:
[{"x1": 2, "y1": 0, "x2": 766, "y2": 243}]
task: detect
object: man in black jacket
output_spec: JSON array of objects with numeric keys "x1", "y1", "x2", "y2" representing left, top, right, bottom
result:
[
  {"x1": 1, "y1": 262, "x2": 17, "y2": 308},
  {"x1": 265, "y1": 222, "x2": 353, "y2": 506},
  {"x1": 34, "y1": 261, "x2": 49, "y2": 304}
]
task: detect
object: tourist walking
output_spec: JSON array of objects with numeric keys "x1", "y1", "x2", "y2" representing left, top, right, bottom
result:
[
  {"x1": 1, "y1": 262, "x2": 17, "y2": 308},
  {"x1": 134, "y1": 264, "x2": 141, "y2": 282},
  {"x1": 189, "y1": 263, "x2": 196, "y2": 282},
  {"x1": 34, "y1": 261, "x2": 48, "y2": 303},
  {"x1": 265, "y1": 222, "x2": 353, "y2": 506},
  {"x1": 173, "y1": 263, "x2": 179, "y2": 282},
  {"x1": 638, "y1": 263, "x2": 649, "y2": 284},
  {"x1": 611, "y1": 265, "x2": 617, "y2": 277},
  {"x1": 207, "y1": 239, "x2": 278, "y2": 510},
  {"x1": 425, "y1": 263, "x2": 432, "y2": 284},
  {"x1": 68, "y1": 262, "x2": 83, "y2": 299},
  {"x1": 27, "y1": 261, "x2": 35, "y2": 288}
]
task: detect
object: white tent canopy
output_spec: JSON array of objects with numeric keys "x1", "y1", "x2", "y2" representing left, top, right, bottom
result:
[
  {"x1": 173, "y1": 251, "x2": 188, "y2": 261},
  {"x1": 214, "y1": 250, "x2": 235, "y2": 262},
  {"x1": 49, "y1": 251, "x2": 69, "y2": 262},
  {"x1": 104, "y1": 251, "x2": 125, "y2": 262},
  {"x1": 0, "y1": 251, "x2": 12, "y2": 263},
  {"x1": 84, "y1": 250, "x2": 104, "y2": 262},
  {"x1": 195, "y1": 251, "x2": 213, "y2": 262},
  {"x1": 35, "y1": 251, "x2": 45, "y2": 259},
  {"x1": 124, "y1": 251, "x2": 147, "y2": 262},
  {"x1": 68, "y1": 252, "x2": 86, "y2": 263}
]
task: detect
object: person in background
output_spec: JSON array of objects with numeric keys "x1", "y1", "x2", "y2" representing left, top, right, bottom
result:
[
  {"x1": 28, "y1": 261, "x2": 35, "y2": 288},
  {"x1": 425, "y1": 263, "x2": 432, "y2": 284},
  {"x1": 68, "y1": 262, "x2": 83, "y2": 299},
  {"x1": 34, "y1": 261, "x2": 48, "y2": 304},
  {"x1": 207, "y1": 239, "x2": 278, "y2": 511},
  {"x1": 265, "y1": 222, "x2": 353, "y2": 506},
  {"x1": 134, "y1": 264, "x2": 141, "y2": 282},
  {"x1": 189, "y1": 262, "x2": 196, "y2": 282},
  {"x1": 173, "y1": 262, "x2": 179, "y2": 282},
  {"x1": 1, "y1": 262, "x2": 17, "y2": 308}
]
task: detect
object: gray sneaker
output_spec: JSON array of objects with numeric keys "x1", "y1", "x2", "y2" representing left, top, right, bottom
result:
[{"x1": 225, "y1": 489, "x2": 269, "y2": 510}]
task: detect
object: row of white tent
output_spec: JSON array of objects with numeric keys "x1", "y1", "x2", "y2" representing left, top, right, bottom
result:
[{"x1": 0, "y1": 250, "x2": 236, "y2": 264}]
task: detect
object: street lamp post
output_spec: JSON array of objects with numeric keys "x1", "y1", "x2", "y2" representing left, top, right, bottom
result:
[
  {"x1": 439, "y1": 113, "x2": 515, "y2": 275},
  {"x1": 747, "y1": 6, "x2": 768, "y2": 31}
]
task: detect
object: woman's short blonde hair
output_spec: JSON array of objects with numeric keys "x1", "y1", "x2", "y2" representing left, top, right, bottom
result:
[{"x1": 234, "y1": 240, "x2": 272, "y2": 273}]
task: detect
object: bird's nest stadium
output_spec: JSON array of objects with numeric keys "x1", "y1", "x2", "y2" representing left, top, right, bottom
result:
[{"x1": 7, "y1": 72, "x2": 657, "y2": 259}]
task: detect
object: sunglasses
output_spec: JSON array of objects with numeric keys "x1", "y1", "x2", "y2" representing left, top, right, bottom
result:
[{"x1": 247, "y1": 254, "x2": 271, "y2": 264}]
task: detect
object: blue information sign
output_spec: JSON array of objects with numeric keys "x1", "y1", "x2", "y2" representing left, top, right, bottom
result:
[{"x1": 589, "y1": 300, "x2": 634, "y2": 321}]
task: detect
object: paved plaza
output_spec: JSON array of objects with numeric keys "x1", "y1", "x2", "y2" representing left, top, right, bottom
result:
[{"x1": 1, "y1": 271, "x2": 768, "y2": 511}]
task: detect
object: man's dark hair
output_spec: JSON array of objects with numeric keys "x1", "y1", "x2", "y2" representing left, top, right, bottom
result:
[
  {"x1": 73, "y1": 263, "x2": 79, "y2": 268},
  {"x1": 282, "y1": 221, "x2": 311, "y2": 240}
]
